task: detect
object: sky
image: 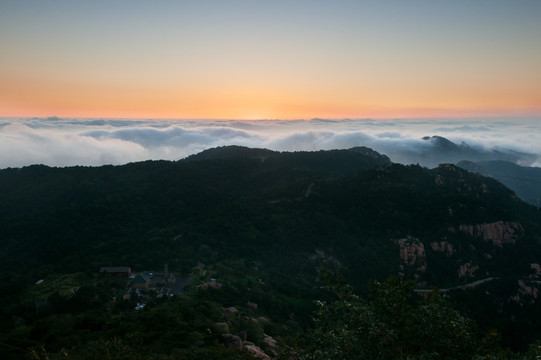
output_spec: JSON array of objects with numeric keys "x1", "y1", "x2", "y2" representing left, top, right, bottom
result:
[{"x1": 1, "y1": 0, "x2": 541, "y2": 120}]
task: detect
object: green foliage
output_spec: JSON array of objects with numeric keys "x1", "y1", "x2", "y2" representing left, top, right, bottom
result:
[
  {"x1": 1, "y1": 146, "x2": 541, "y2": 357},
  {"x1": 296, "y1": 276, "x2": 478, "y2": 360},
  {"x1": 457, "y1": 160, "x2": 541, "y2": 207}
]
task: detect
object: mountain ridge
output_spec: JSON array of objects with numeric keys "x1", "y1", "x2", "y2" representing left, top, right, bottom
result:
[
  {"x1": 0, "y1": 145, "x2": 540, "y2": 355},
  {"x1": 458, "y1": 159, "x2": 541, "y2": 207}
]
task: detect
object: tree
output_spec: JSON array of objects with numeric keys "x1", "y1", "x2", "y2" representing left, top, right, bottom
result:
[{"x1": 296, "y1": 276, "x2": 478, "y2": 360}]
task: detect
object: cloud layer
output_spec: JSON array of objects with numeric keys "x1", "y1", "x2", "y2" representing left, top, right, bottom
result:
[{"x1": 1, "y1": 117, "x2": 540, "y2": 168}]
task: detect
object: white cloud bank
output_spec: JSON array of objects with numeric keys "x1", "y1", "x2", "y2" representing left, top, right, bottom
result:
[{"x1": 1, "y1": 117, "x2": 540, "y2": 168}]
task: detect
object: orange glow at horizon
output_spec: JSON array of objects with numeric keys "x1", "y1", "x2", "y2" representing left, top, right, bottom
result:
[
  {"x1": 2, "y1": 68, "x2": 540, "y2": 120},
  {"x1": 2, "y1": 2, "x2": 541, "y2": 121}
]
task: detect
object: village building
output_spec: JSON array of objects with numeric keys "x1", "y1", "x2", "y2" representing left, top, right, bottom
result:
[
  {"x1": 99, "y1": 263, "x2": 185, "y2": 294},
  {"x1": 164, "y1": 263, "x2": 169, "y2": 279},
  {"x1": 163, "y1": 263, "x2": 176, "y2": 286},
  {"x1": 131, "y1": 272, "x2": 151, "y2": 289}
]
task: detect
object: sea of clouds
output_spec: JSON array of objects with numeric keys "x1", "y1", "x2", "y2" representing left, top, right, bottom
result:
[{"x1": 1, "y1": 117, "x2": 540, "y2": 169}]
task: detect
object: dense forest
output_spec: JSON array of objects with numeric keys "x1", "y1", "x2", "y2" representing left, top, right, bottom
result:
[
  {"x1": 458, "y1": 160, "x2": 541, "y2": 207},
  {"x1": 1, "y1": 146, "x2": 540, "y2": 359}
]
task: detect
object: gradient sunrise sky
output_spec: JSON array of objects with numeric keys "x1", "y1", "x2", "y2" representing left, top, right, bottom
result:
[{"x1": 1, "y1": 0, "x2": 540, "y2": 120}]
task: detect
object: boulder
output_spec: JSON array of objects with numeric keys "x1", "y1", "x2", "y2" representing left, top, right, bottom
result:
[
  {"x1": 247, "y1": 301, "x2": 258, "y2": 310},
  {"x1": 256, "y1": 316, "x2": 269, "y2": 323},
  {"x1": 214, "y1": 322, "x2": 229, "y2": 333},
  {"x1": 244, "y1": 343, "x2": 271, "y2": 360},
  {"x1": 223, "y1": 306, "x2": 239, "y2": 314},
  {"x1": 222, "y1": 334, "x2": 242, "y2": 350},
  {"x1": 200, "y1": 279, "x2": 223, "y2": 289},
  {"x1": 263, "y1": 334, "x2": 277, "y2": 348}
]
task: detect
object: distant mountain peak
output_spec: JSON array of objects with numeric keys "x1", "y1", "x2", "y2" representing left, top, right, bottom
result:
[
  {"x1": 184, "y1": 145, "x2": 277, "y2": 161},
  {"x1": 185, "y1": 145, "x2": 389, "y2": 162},
  {"x1": 422, "y1": 135, "x2": 459, "y2": 151}
]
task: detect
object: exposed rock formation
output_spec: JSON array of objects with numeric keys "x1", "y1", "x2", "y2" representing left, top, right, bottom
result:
[
  {"x1": 511, "y1": 280, "x2": 539, "y2": 304},
  {"x1": 223, "y1": 333, "x2": 275, "y2": 360},
  {"x1": 247, "y1": 301, "x2": 258, "y2": 310},
  {"x1": 222, "y1": 334, "x2": 243, "y2": 350},
  {"x1": 395, "y1": 237, "x2": 426, "y2": 274},
  {"x1": 252, "y1": 316, "x2": 269, "y2": 324},
  {"x1": 458, "y1": 262, "x2": 479, "y2": 279},
  {"x1": 452, "y1": 221, "x2": 524, "y2": 247},
  {"x1": 263, "y1": 334, "x2": 277, "y2": 348},
  {"x1": 244, "y1": 342, "x2": 271, "y2": 360},
  {"x1": 214, "y1": 322, "x2": 229, "y2": 333},
  {"x1": 199, "y1": 278, "x2": 223, "y2": 289},
  {"x1": 430, "y1": 241, "x2": 454, "y2": 256},
  {"x1": 531, "y1": 263, "x2": 541, "y2": 278}
]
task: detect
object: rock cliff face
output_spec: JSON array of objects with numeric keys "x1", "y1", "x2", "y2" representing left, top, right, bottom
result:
[
  {"x1": 395, "y1": 237, "x2": 426, "y2": 274},
  {"x1": 458, "y1": 262, "x2": 479, "y2": 279},
  {"x1": 452, "y1": 221, "x2": 524, "y2": 247},
  {"x1": 511, "y1": 280, "x2": 540, "y2": 304},
  {"x1": 430, "y1": 241, "x2": 454, "y2": 256}
]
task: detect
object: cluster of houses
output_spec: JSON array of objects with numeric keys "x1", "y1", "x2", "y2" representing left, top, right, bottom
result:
[{"x1": 100, "y1": 264, "x2": 180, "y2": 304}]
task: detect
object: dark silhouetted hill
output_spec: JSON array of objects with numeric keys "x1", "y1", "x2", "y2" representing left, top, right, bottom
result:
[
  {"x1": 458, "y1": 160, "x2": 541, "y2": 207},
  {"x1": 0, "y1": 146, "x2": 540, "y2": 354}
]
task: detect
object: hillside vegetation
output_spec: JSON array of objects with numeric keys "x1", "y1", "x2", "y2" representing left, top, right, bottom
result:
[{"x1": 1, "y1": 146, "x2": 540, "y2": 359}]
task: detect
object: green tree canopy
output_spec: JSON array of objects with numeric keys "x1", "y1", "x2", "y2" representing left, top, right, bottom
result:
[{"x1": 297, "y1": 276, "x2": 478, "y2": 360}]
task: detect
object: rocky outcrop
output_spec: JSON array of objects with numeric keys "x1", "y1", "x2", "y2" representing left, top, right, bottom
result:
[
  {"x1": 458, "y1": 262, "x2": 479, "y2": 279},
  {"x1": 217, "y1": 311, "x2": 276, "y2": 359},
  {"x1": 530, "y1": 263, "x2": 541, "y2": 278},
  {"x1": 247, "y1": 301, "x2": 258, "y2": 310},
  {"x1": 244, "y1": 342, "x2": 271, "y2": 360},
  {"x1": 237, "y1": 331, "x2": 248, "y2": 341},
  {"x1": 257, "y1": 316, "x2": 269, "y2": 323},
  {"x1": 222, "y1": 334, "x2": 243, "y2": 350},
  {"x1": 452, "y1": 221, "x2": 524, "y2": 247},
  {"x1": 263, "y1": 334, "x2": 277, "y2": 348},
  {"x1": 430, "y1": 241, "x2": 454, "y2": 256},
  {"x1": 263, "y1": 334, "x2": 278, "y2": 358},
  {"x1": 199, "y1": 278, "x2": 222, "y2": 289},
  {"x1": 222, "y1": 332, "x2": 275, "y2": 359},
  {"x1": 511, "y1": 280, "x2": 539, "y2": 304},
  {"x1": 214, "y1": 322, "x2": 229, "y2": 333},
  {"x1": 395, "y1": 237, "x2": 426, "y2": 273}
]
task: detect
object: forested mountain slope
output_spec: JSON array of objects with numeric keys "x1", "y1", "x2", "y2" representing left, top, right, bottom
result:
[
  {"x1": 458, "y1": 160, "x2": 541, "y2": 207},
  {"x1": 1, "y1": 146, "x2": 540, "y2": 358}
]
